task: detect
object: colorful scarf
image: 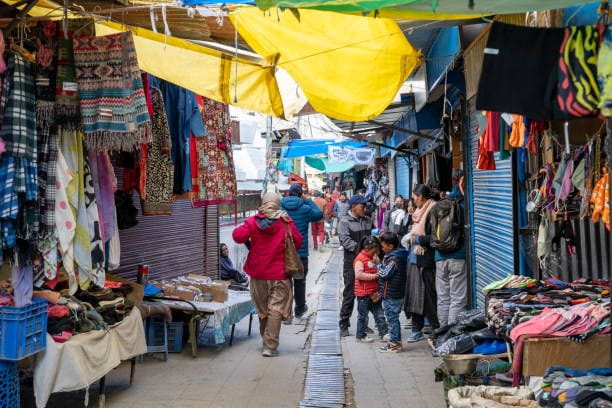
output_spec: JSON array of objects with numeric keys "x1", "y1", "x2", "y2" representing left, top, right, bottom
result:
[
  {"x1": 55, "y1": 38, "x2": 80, "y2": 126},
  {"x1": 83, "y1": 156, "x2": 105, "y2": 287},
  {"x1": 143, "y1": 86, "x2": 174, "y2": 215},
  {"x1": 73, "y1": 31, "x2": 150, "y2": 152},
  {"x1": 598, "y1": 26, "x2": 612, "y2": 117},
  {"x1": 55, "y1": 148, "x2": 77, "y2": 293},
  {"x1": 87, "y1": 150, "x2": 118, "y2": 241},
  {"x1": 557, "y1": 25, "x2": 604, "y2": 118},
  {"x1": 406, "y1": 198, "x2": 435, "y2": 256}
]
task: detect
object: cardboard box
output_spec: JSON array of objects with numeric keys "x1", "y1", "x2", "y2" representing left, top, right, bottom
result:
[
  {"x1": 202, "y1": 281, "x2": 230, "y2": 303},
  {"x1": 522, "y1": 335, "x2": 612, "y2": 377}
]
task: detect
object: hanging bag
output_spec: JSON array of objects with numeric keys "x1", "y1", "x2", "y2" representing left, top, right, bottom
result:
[{"x1": 284, "y1": 221, "x2": 304, "y2": 279}]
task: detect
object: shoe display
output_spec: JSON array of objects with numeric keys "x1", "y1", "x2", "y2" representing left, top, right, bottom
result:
[
  {"x1": 406, "y1": 331, "x2": 425, "y2": 343},
  {"x1": 262, "y1": 348, "x2": 279, "y2": 357},
  {"x1": 340, "y1": 327, "x2": 350, "y2": 337},
  {"x1": 379, "y1": 342, "x2": 402, "y2": 353},
  {"x1": 357, "y1": 335, "x2": 375, "y2": 343}
]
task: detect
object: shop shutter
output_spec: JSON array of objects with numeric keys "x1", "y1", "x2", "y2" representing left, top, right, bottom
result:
[
  {"x1": 112, "y1": 168, "x2": 219, "y2": 282},
  {"x1": 395, "y1": 155, "x2": 411, "y2": 198},
  {"x1": 204, "y1": 205, "x2": 220, "y2": 279},
  {"x1": 467, "y1": 98, "x2": 515, "y2": 306}
]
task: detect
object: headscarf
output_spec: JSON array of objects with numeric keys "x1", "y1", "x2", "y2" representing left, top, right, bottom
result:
[{"x1": 259, "y1": 193, "x2": 290, "y2": 221}]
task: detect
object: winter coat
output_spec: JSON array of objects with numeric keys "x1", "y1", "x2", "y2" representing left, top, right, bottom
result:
[
  {"x1": 377, "y1": 248, "x2": 408, "y2": 299},
  {"x1": 333, "y1": 199, "x2": 350, "y2": 220},
  {"x1": 354, "y1": 250, "x2": 378, "y2": 297},
  {"x1": 338, "y1": 211, "x2": 374, "y2": 262},
  {"x1": 281, "y1": 196, "x2": 323, "y2": 257},
  {"x1": 232, "y1": 213, "x2": 303, "y2": 280}
]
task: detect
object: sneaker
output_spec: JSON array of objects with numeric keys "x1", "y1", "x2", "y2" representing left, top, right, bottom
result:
[
  {"x1": 365, "y1": 327, "x2": 374, "y2": 334},
  {"x1": 406, "y1": 331, "x2": 425, "y2": 343},
  {"x1": 262, "y1": 348, "x2": 279, "y2": 357},
  {"x1": 282, "y1": 319, "x2": 293, "y2": 325},
  {"x1": 340, "y1": 327, "x2": 350, "y2": 337},
  {"x1": 295, "y1": 306, "x2": 309, "y2": 319},
  {"x1": 423, "y1": 326, "x2": 433, "y2": 335},
  {"x1": 380, "y1": 333, "x2": 391, "y2": 342},
  {"x1": 357, "y1": 335, "x2": 375, "y2": 343},
  {"x1": 379, "y1": 342, "x2": 402, "y2": 353}
]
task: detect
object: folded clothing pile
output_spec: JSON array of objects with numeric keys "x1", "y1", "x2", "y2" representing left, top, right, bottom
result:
[
  {"x1": 448, "y1": 385, "x2": 539, "y2": 408},
  {"x1": 41, "y1": 284, "x2": 134, "y2": 343},
  {"x1": 431, "y1": 310, "x2": 507, "y2": 356},
  {"x1": 538, "y1": 366, "x2": 612, "y2": 408}
]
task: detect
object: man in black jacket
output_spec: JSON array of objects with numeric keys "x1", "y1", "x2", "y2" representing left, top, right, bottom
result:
[{"x1": 337, "y1": 195, "x2": 374, "y2": 337}]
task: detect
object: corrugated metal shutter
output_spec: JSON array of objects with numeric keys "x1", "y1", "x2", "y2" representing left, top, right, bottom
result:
[
  {"x1": 467, "y1": 99, "x2": 516, "y2": 306},
  {"x1": 204, "y1": 205, "x2": 220, "y2": 279},
  {"x1": 112, "y1": 167, "x2": 218, "y2": 282},
  {"x1": 395, "y1": 155, "x2": 411, "y2": 198}
]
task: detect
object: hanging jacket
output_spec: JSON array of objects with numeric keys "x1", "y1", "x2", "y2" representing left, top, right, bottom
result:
[
  {"x1": 232, "y1": 213, "x2": 303, "y2": 280},
  {"x1": 377, "y1": 248, "x2": 408, "y2": 300},
  {"x1": 281, "y1": 195, "x2": 323, "y2": 258},
  {"x1": 354, "y1": 250, "x2": 378, "y2": 297}
]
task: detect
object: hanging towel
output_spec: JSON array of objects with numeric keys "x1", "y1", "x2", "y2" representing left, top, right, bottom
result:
[{"x1": 73, "y1": 31, "x2": 151, "y2": 152}]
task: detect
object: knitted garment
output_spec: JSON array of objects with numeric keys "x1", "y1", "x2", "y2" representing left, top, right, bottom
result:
[{"x1": 73, "y1": 31, "x2": 150, "y2": 152}]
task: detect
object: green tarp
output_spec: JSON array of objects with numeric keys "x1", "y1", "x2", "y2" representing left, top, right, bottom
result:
[
  {"x1": 305, "y1": 156, "x2": 355, "y2": 173},
  {"x1": 256, "y1": 0, "x2": 592, "y2": 20}
]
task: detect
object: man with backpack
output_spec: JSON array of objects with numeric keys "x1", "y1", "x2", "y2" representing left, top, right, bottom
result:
[{"x1": 429, "y1": 170, "x2": 467, "y2": 327}]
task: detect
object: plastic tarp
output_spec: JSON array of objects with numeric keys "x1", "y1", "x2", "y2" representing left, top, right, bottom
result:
[
  {"x1": 283, "y1": 139, "x2": 366, "y2": 158},
  {"x1": 231, "y1": 7, "x2": 420, "y2": 122},
  {"x1": 305, "y1": 156, "x2": 355, "y2": 173},
  {"x1": 255, "y1": 0, "x2": 590, "y2": 20},
  {"x1": 95, "y1": 22, "x2": 285, "y2": 117}
]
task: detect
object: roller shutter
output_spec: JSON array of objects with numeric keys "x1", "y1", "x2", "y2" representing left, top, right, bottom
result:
[
  {"x1": 467, "y1": 99, "x2": 516, "y2": 306},
  {"x1": 395, "y1": 155, "x2": 411, "y2": 198}
]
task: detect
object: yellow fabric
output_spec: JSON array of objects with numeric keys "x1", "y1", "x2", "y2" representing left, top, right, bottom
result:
[
  {"x1": 367, "y1": 9, "x2": 483, "y2": 20},
  {"x1": 95, "y1": 22, "x2": 285, "y2": 117},
  {"x1": 231, "y1": 7, "x2": 420, "y2": 122}
]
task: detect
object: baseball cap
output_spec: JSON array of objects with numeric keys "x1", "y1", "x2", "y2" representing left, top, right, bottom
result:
[{"x1": 348, "y1": 194, "x2": 368, "y2": 207}]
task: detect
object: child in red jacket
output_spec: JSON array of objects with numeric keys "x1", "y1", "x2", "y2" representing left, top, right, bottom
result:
[{"x1": 354, "y1": 236, "x2": 388, "y2": 343}]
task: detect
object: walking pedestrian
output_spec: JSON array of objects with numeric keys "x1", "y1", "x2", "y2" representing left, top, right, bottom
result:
[
  {"x1": 401, "y1": 184, "x2": 440, "y2": 343},
  {"x1": 281, "y1": 184, "x2": 323, "y2": 318},
  {"x1": 381, "y1": 195, "x2": 405, "y2": 234},
  {"x1": 354, "y1": 236, "x2": 388, "y2": 343},
  {"x1": 338, "y1": 194, "x2": 374, "y2": 337},
  {"x1": 311, "y1": 191, "x2": 328, "y2": 252},
  {"x1": 376, "y1": 232, "x2": 408, "y2": 353},
  {"x1": 232, "y1": 193, "x2": 303, "y2": 357}
]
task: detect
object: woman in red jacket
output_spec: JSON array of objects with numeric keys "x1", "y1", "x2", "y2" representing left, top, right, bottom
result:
[{"x1": 232, "y1": 193, "x2": 303, "y2": 357}]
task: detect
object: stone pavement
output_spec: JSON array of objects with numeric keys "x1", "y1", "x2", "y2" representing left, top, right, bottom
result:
[
  {"x1": 21, "y1": 249, "x2": 332, "y2": 408},
  {"x1": 337, "y1": 248, "x2": 446, "y2": 408}
]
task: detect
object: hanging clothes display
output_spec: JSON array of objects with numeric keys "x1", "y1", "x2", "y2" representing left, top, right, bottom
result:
[
  {"x1": 142, "y1": 80, "x2": 174, "y2": 215},
  {"x1": 591, "y1": 168, "x2": 609, "y2": 230},
  {"x1": 192, "y1": 95, "x2": 237, "y2": 206},
  {"x1": 158, "y1": 79, "x2": 205, "y2": 195},
  {"x1": 598, "y1": 26, "x2": 612, "y2": 117},
  {"x1": 73, "y1": 31, "x2": 150, "y2": 152}
]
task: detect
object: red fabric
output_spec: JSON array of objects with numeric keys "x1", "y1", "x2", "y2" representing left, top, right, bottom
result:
[
  {"x1": 477, "y1": 137, "x2": 496, "y2": 170},
  {"x1": 485, "y1": 111, "x2": 501, "y2": 152},
  {"x1": 48, "y1": 305, "x2": 70, "y2": 318},
  {"x1": 354, "y1": 251, "x2": 378, "y2": 296},
  {"x1": 311, "y1": 221, "x2": 325, "y2": 249},
  {"x1": 526, "y1": 121, "x2": 544, "y2": 156},
  {"x1": 190, "y1": 133, "x2": 200, "y2": 195},
  {"x1": 232, "y1": 213, "x2": 303, "y2": 280}
]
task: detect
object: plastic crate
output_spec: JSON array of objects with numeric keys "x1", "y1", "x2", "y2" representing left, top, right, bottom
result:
[
  {"x1": 0, "y1": 361, "x2": 19, "y2": 408},
  {"x1": 0, "y1": 298, "x2": 48, "y2": 361},
  {"x1": 145, "y1": 318, "x2": 183, "y2": 353}
]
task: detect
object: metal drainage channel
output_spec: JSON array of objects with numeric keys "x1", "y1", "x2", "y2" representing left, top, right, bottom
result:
[{"x1": 300, "y1": 252, "x2": 345, "y2": 408}]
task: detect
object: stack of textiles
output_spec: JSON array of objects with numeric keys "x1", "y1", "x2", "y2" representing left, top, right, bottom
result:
[{"x1": 538, "y1": 366, "x2": 612, "y2": 407}]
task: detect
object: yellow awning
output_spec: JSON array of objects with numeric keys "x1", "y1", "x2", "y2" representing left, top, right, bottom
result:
[
  {"x1": 93, "y1": 22, "x2": 285, "y2": 117},
  {"x1": 231, "y1": 7, "x2": 421, "y2": 122}
]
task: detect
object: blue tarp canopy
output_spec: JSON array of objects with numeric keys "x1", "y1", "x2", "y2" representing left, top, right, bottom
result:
[
  {"x1": 305, "y1": 156, "x2": 355, "y2": 173},
  {"x1": 282, "y1": 139, "x2": 366, "y2": 158}
]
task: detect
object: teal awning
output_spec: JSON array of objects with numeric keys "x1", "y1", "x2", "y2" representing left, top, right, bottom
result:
[{"x1": 305, "y1": 156, "x2": 355, "y2": 173}]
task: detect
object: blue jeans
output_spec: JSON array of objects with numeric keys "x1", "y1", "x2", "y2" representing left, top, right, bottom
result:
[
  {"x1": 356, "y1": 296, "x2": 388, "y2": 339},
  {"x1": 382, "y1": 298, "x2": 404, "y2": 344}
]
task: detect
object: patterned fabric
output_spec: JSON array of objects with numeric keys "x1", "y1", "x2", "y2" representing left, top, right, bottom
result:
[
  {"x1": 557, "y1": 25, "x2": 604, "y2": 118},
  {"x1": 591, "y1": 168, "x2": 609, "y2": 231},
  {"x1": 87, "y1": 151, "x2": 118, "y2": 241},
  {"x1": 143, "y1": 86, "x2": 174, "y2": 215},
  {"x1": 598, "y1": 26, "x2": 612, "y2": 117},
  {"x1": 55, "y1": 38, "x2": 81, "y2": 126},
  {"x1": 55, "y1": 148, "x2": 78, "y2": 293},
  {"x1": 192, "y1": 96, "x2": 237, "y2": 206},
  {"x1": 73, "y1": 31, "x2": 150, "y2": 152},
  {"x1": 0, "y1": 54, "x2": 37, "y2": 160},
  {"x1": 83, "y1": 156, "x2": 105, "y2": 287}
]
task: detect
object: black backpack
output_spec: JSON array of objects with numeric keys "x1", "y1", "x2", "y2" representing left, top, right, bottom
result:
[{"x1": 430, "y1": 199, "x2": 464, "y2": 253}]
